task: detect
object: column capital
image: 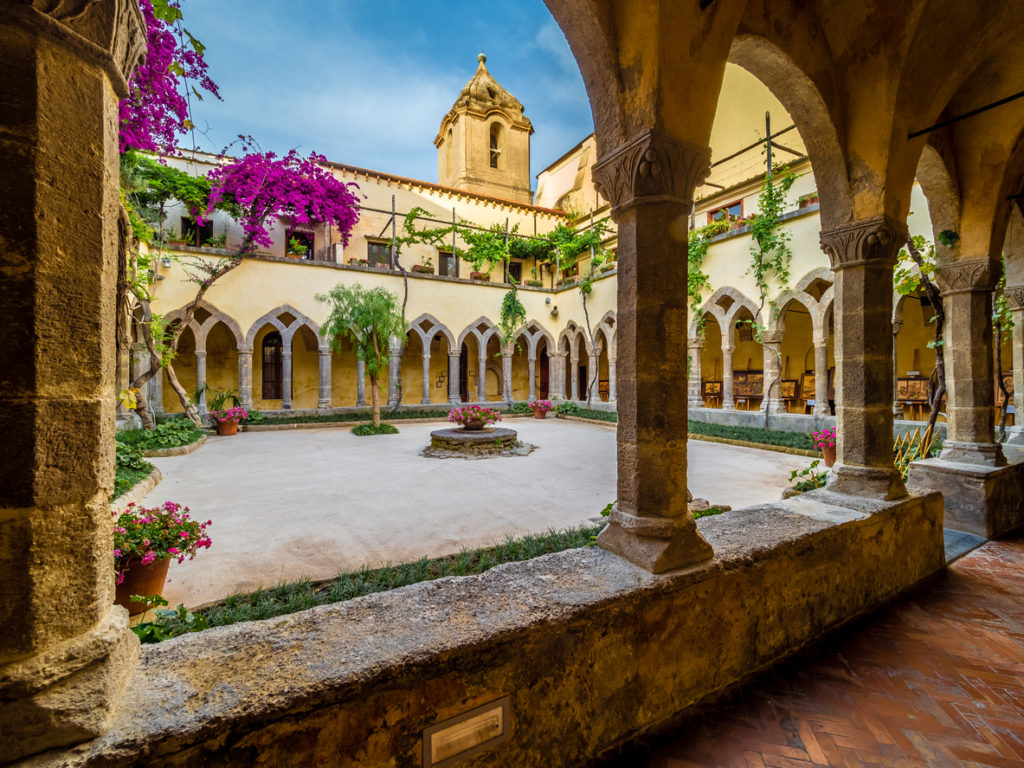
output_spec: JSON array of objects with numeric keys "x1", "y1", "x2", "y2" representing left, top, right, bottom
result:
[
  {"x1": 760, "y1": 330, "x2": 784, "y2": 345},
  {"x1": 194, "y1": 350, "x2": 207, "y2": 360},
  {"x1": 238, "y1": 345, "x2": 253, "y2": 355},
  {"x1": 933, "y1": 258, "x2": 1001, "y2": 295},
  {"x1": 448, "y1": 351, "x2": 461, "y2": 360},
  {"x1": 819, "y1": 215, "x2": 906, "y2": 271},
  {"x1": 1005, "y1": 285, "x2": 1024, "y2": 311},
  {"x1": 592, "y1": 130, "x2": 711, "y2": 215},
  {"x1": 3, "y1": 0, "x2": 147, "y2": 98},
  {"x1": 687, "y1": 336, "x2": 704, "y2": 350},
  {"x1": 721, "y1": 344, "x2": 735, "y2": 354},
  {"x1": 422, "y1": 354, "x2": 431, "y2": 362}
]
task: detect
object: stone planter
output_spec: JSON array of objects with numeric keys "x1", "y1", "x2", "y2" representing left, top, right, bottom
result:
[
  {"x1": 799, "y1": 197, "x2": 819, "y2": 208},
  {"x1": 412, "y1": 265, "x2": 433, "y2": 274},
  {"x1": 115, "y1": 557, "x2": 170, "y2": 615},
  {"x1": 217, "y1": 419, "x2": 239, "y2": 436},
  {"x1": 469, "y1": 271, "x2": 491, "y2": 281},
  {"x1": 821, "y1": 444, "x2": 836, "y2": 467}
]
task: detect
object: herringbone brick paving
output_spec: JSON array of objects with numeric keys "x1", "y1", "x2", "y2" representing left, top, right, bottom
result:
[{"x1": 601, "y1": 533, "x2": 1024, "y2": 768}]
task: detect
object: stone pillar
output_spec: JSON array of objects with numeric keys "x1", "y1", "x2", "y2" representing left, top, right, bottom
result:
[
  {"x1": 721, "y1": 344, "x2": 735, "y2": 409},
  {"x1": 569, "y1": 355, "x2": 580, "y2": 400},
  {"x1": 1009, "y1": 287, "x2": 1024, "y2": 444},
  {"x1": 934, "y1": 260, "x2": 1005, "y2": 465},
  {"x1": 891, "y1": 320, "x2": 904, "y2": 418},
  {"x1": 502, "y1": 350, "x2": 513, "y2": 404},
  {"x1": 813, "y1": 339, "x2": 831, "y2": 417},
  {"x1": 317, "y1": 349, "x2": 332, "y2": 409},
  {"x1": 356, "y1": 357, "x2": 367, "y2": 406},
  {"x1": 591, "y1": 131, "x2": 714, "y2": 572},
  {"x1": 150, "y1": 365, "x2": 164, "y2": 414},
  {"x1": 238, "y1": 347, "x2": 253, "y2": 409},
  {"x1": 477, "y1": 352, "x2": 488, "y2": 402},
  {"x1": 387, "y1": 337, "x2": 403, "y2": 407},
  {"x1": 281, "y1": 350, "x2": 293, "y2": 409},
  {"x1": 687, "y1": 337, "x2": 703, "y2": 408},
  {"x1": 421, "y1": 353, "x2": 432, "y2": 404},
  {"x1": 550, "y1": 352, "x2": 565, "y2": 399},
  {"x1": 607, "y1": 346, "x2": 617, "y2": 404},
  {"x1": 194, "y1": 350, "x2": 207, "y2": 413},
  {"x1": 528, "y1": 355, "x2": 537, "y2": 402},
  {"x1": 448, "y1": 352, "x2": 461, "y2": 404},
  {"x1": 819, "y1": 216, "x2": 906, "y2": 499},
  {"x1": 588, "y1": 349, "x2": 600, "y2": 401},
  {"x1": 760, "y1": 330, "x2": 784, "y2": 414},
  {"x1": 0, "y1": 2, "x2": 145, "y2": 762}
]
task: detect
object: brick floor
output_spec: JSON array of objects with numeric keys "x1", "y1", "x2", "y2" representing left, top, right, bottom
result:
[{"x1": 599, "y1": 532, "x2": 1024, "y2": 768}]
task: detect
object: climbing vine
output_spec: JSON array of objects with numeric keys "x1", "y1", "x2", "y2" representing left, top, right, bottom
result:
[
  {"x1": 498, "y1": 288, "x2": 528, "y2": 346},
  {"x1": 747, "y1": 165, "x2": 797, "y2": 319}
]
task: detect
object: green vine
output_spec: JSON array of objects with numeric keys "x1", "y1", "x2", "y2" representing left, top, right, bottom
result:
[
  {"x1": 498, "y1": 287, "x2": 527, "y2": 346},
  {"x1": 687, "y1": 227, "x2": 713, "y2": 335},
  {"x1": 747, "y1": 164, "x2": 797, "y2": 326}
]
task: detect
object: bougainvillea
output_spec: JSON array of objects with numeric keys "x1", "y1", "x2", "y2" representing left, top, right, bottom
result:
[
  {"x1": 206, "y1": 149, "x2": 361, "y2": 252},
  {"x1": 119, "y1": 0, "x2": 219, "y2": 154}
]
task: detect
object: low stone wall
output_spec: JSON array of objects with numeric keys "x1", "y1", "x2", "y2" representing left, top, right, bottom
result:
[
  {"x1": 42, "y1": 490, "x2": 944, "y2": 767},
  {"x1": 140, "y1": 435, "x2": 206, "y2": 458},
  {"x1": 109, "y1": 467, "x2": 163, "y2": 514},
  {"x1": 908, "y1": 457, "x2": 1024, "y2": 537}
]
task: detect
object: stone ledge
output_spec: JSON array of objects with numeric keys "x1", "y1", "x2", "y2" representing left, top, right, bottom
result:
[
  {"x1": 32, "y1": 490, "x2": 944, "y2": 767},
  {"x1": 908, "y1": 457, "x2": 1024, "y2": 538},
  {"x1": 140, "y1": 435, "x2": 206, "y2": 458}
]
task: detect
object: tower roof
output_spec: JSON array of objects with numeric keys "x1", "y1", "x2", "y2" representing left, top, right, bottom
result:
[{"x1": 444, "y1": 54, "x2": 530, "y2": 127}]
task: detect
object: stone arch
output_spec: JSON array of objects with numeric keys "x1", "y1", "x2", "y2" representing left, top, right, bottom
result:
[
  {"x1": 728, "y1": 34, "x2": 853, "y2": 229},
  {"x1": 407, "y1": 313, "x2": 456, "y2": 349},
  {"x1": 164, "y1": 301, "x2": 244, "y2": 352},
  {"x1": 514, "y1": 320, "x2": 556, "y2": 359},
  {"x1": 558, "y1": 321, "x2": 582, "y2": 360},
  {"x1": 916, "y1": 142, "x2": 962, "y2": 259},
  {"x1": 767, "y1": 290, "x2": 817, "y2": 335},
  {"x1": 794, "y1": 268, "x2": 834, "y2": 298},
  {"x1": 457, "y1": 316, "x2": 499, "y2": 349},
  {"x1": 245, "y1": 304, "x2": 325, "y2": 351},
  {"x1": 701, "y1": 286, "x2": 763, "y2": 330}
]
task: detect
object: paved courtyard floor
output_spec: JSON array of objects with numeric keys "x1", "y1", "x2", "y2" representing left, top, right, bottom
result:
[{"x1": 145, "y1": 419, "x2": 809, "y2": 607}]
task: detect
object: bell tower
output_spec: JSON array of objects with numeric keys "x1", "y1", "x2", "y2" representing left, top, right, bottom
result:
[{"x1": 435, "y1": 54, "x2": 534, "y2": 204}]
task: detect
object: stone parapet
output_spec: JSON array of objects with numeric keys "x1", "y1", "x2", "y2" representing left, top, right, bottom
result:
[
  {"x1": 35, "y1": 492, "x2": 943, "y2": 767},
  {"x1": 908, "y1": 457, "x2": 1024, "y2": 538}
]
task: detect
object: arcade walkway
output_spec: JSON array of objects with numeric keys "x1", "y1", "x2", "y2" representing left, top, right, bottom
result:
[{"x1": 601, "y1": 533, "x2": 1024, "y2": 767}]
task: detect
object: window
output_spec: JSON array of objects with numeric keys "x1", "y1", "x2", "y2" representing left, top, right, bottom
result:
[
  {"x1": 508, "y1": 261, "x2": 523, "y2": 283},
  {"x1": 181, "y1": 216, "x2": 213, "y2": 247},
  {"x1": 367, "y1": 240, "x2": 390, "y2": 268},
  {"x1": 707, "y1": 200, "x2": 743, "y2": 224},
  {"x1": 286, "y1": 230, "x2": 315, "y2": 260},
  {"x1": 438, "y1": 250, "x2": 456, "y2": 277},
  {"x1": 489, "y1": 123, "x2": 502, "y2": 169},
  {"x1": 261, "y1": 332, "x2": 283, "y2": 400}
]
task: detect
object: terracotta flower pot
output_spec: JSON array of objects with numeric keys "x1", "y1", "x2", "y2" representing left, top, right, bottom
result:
[
  {"x1": 533, "y1": 410, "x2": 547, "y2": 419},
  {"x1": 217, "y1": 419, "x2": 239, "y2": 436},
  {"x1": 115, "y1": 557, "x2": 170, "y2": 615},
  {"x1": 463, "y1": 419, "x2": 486, "y2": 431},
  {"x1": 469, "y1": 271, "x2": 491, "y2": 282},
  {"x1": 820, "y1": 444, "x2": 836, "y2": 467}
]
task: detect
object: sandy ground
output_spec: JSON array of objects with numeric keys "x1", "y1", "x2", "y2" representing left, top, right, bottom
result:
[{"x1": 143, "y1": 419, "x2": 810, "y2": 607}]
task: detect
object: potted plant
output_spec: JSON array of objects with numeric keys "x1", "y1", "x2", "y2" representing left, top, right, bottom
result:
[
  {"x1": 412, "y1": 256, "x2": 434, "y2": 274},
  {"x1": 447, "y1": 404, "x2": 502, "y2": 431},
  {"x1": 469, "y1": 271, "x2": 491, "y2": 281},
  {"x1": 600, "y1": 261, "x2": 617, "y2": 273},
  {"x1": 113, "y1": 501, "x2": 212, "y2": 615},
  {"x1": 210, "y1": 405, "x2": 248, "y2": 436},
  {"x1": 530, "y1": 399, "x2": 553, "y2": 419},
  {"x1": 286, "y1": 236, "x2": 308, "y2": 259},
  {"x1": 798, "y1": 191, "x2": 820, "y2": 208},
  {"x1": 347, "y1": 257, "x2": 369, "y2": 267},
  {"x1": 203, "y1": 233, "x2": 227, "y2": 249},
  {"x1": 812, "y1": 427, "x2": 836, "y2": 467}
]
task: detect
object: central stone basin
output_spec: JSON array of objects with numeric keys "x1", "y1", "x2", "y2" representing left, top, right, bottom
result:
[{"x1": 425, "y1": 426, "x2": 534, "y2": 458}]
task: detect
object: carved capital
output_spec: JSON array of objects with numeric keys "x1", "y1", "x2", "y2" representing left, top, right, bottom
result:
[
  {"x1": 4, "y1": 0, "x2": 146, "y2": 97},
  {"x1": 819, "y1": 215, "x2": 906, "y2": 271},
  {"x1": 933, "y1": 259, "x2": 1000, "y2": 295},
  {"x1": 592, "y1": 131, "x2": 710, "y2": 214},
  {"x1": 687, "y1": 336, "x2": 703, "y2": 350},
  {"x1": 760, "y1": 330, "x2": 784, "y2": 345},
  {"x1": 1005, "y1": 285, "x2": 1024, "y2": 311}
]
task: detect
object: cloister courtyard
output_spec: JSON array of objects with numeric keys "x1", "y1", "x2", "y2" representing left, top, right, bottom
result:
[{"x1": 141, "y1": 419, "x2": 808, "y2": 607}]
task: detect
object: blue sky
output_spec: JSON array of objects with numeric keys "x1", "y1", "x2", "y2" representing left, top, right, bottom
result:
[{"x1": 182, "y1": 0, "x2": 594, "y2": 185}]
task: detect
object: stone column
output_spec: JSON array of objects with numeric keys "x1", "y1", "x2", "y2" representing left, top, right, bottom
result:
[
  {"x1": 588, "y1": 349, "x2": 600, "y2": 401},
  {"x1": 812, "y1": 338, "x2": 831, "y2": 417},
  {"x1": 194, "y1": 350, "x2": 207, "y2": 413},
  {"x1": 819, "y1": 216, "x2": 906, "y2": 499},
  {"x1": 934, "y1": 260, "x2": 1005, "y2": 465},
  {"x1": 477, "y1": 352, "x2": 488, "y2": 402},
  {"x1": 421, "y1": 353, "x2": 432, "y2": 404},
  {"x1": 891, "y1": 320, "x2": 904, "y2": 418},
  {"x1": 317, "y1": 349, "x2": 332, "y2": 409},
  {"x1": 569, "y1": 355, "x2": 580, "y2": 400},
  {"x1": 0, "y1": 2, "x2": 145, "y2": 762},
  {"x1": 150, "y1": 364, "x2": 164, "y2": 414},
  {"x1": 502, "y1": 350, "x2": 513, "y2": 404},
  {"x1": 1009, "y1": 286, "x2": 1024, "y2": 444},
  {"x1": 281, "y1": 350, "x2": 293, "y2": 409},
  {"x1": 356, "y1": 357, "x2": 367, "y2": 406},
  {"x1": 591, "y1": 131, "x2": 714, "y2": 572},
  {"x1": 238, "y1": 346, "x2": 253, "y2": 409},
  {"x1": 528, "y1": 355, "x2": 537, "y2": 402},
  {"x1": 607, "y1": 345, "x2": 617, "y2": 404},
  {"x1": 387, "y1": 337, "x2": 403, "y2": 406},
  {"x1": 448, "y1": 351, "x2": 461, "y2": 404},
  {"x1": 550, "y1": 352, "x2": 565, "y2": 399},
  {"x1": 760, "y1": 330, "x2": 784, "y2": 414},
  {"x1": 687, "y1": 337, "x2": 704, "y2": 408},
  {"x1": 721, "y1": 344, "x2": 735, "y2": 409}
]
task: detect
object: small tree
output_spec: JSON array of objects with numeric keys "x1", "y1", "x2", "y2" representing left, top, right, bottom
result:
[{"x1": 318, "y1": 284, "x2": 405, "y2": 426}]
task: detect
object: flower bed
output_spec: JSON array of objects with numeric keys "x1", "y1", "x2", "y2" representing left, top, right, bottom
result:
[{"x1": 448, "y1": 404, "x2": 502, "y2": 427}]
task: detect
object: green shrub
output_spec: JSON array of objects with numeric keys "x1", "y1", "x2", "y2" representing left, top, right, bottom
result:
[
  {"x1": 555, "y1": 401, "x2": 580, "y2": 416},
  {"x1": 113, "y1": 442, "x2": 153, "y2": 499},
  {"x1": 116, "y1": 418, "x2": 203, "y2": 450},
  {"x1": 352, "y1": 423, "x2": 399, "y2": 436},
  {"x1": 240, "y1": 409, "x2": 264, "y2": 425},
  {"x1": 789, "y1": 459, "x2": 828, "y2": 492},
  {"x1": 687, "y1": 421, "x2": 815, "y2": 450},
  {"x1": 510, "y1": 402, "x2": 532, "y2": 414}
]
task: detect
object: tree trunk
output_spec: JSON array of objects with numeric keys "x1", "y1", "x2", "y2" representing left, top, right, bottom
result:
[
  {"x1": 370, "y1": 374, "x2": 381, "y2": 427},
  {"x1": 165, "y1": 362, "x2": 202, "y2": 425},
  {"x1": 995, "y1": 316, "x2": 1010, "y2": 441},
  {"x1": 582, "y1": 290, "x2": 597, "y2": 408},
  {"x1": 905, "y1": 238, "x2": 946, "y2": 435}
]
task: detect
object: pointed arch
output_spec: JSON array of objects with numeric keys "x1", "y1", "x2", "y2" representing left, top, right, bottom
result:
[
  {"x1": 407, "y1": 313, "x2": 456, "y2": 349},
  {"x1": 457, "y1": 316, "x2": 500, "y2": 350},
  {"x1": 514, "y1": 320, "x2": 556, "y2": 359},
  {"x1": 245, "y1": 304, "x2": 325, "y2": 351},
  {"x1": 164, "y1": 301, "x2": 244, "y2": 353}
]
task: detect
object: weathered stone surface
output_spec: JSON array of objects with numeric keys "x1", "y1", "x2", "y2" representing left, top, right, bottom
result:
[
  {"x1": 908, "y1": 457, "x2": 1024, "y2": 538},
  {"x1": 29, "y1": 493, "x2": 943, "y2": 768},
  {"x1": 425, "y1": 426, "x2": 528, "y2": 457}
]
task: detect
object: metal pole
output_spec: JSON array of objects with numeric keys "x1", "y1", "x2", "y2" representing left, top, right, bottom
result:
[
  {"x1": 390, "y1": 194, "x2": 397, "y2": 268},
  {"x1": 503, "y1": 217, "x2": 509, "y2": 284},
  {"x1": 452, "y1": 207, "x2": 458, "y2": 278},
  {"x1": 765, "y1": 111, "x2": 772, "y2": 174}
]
